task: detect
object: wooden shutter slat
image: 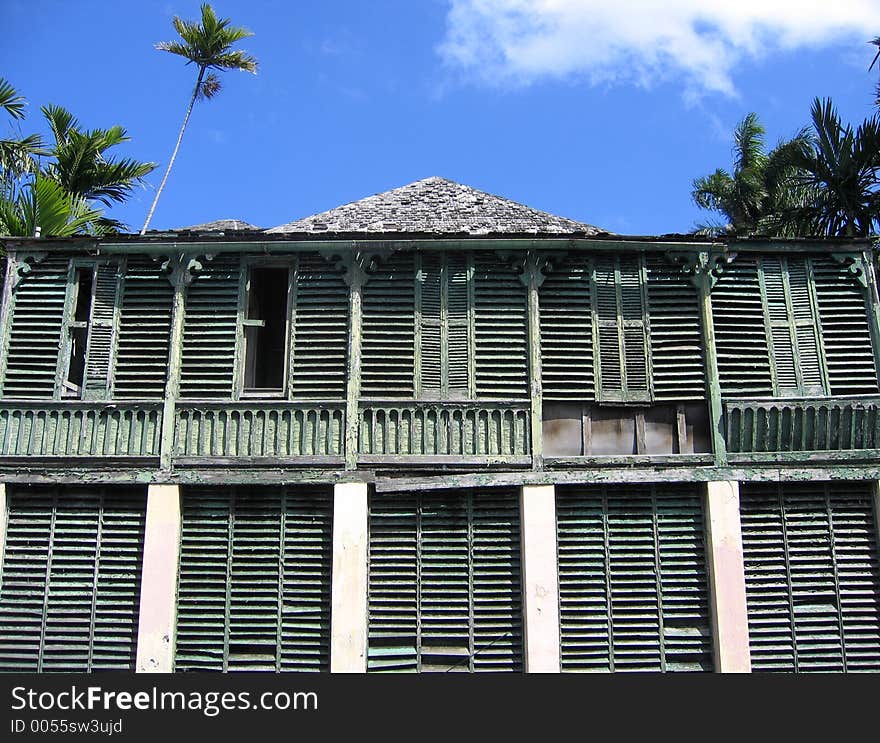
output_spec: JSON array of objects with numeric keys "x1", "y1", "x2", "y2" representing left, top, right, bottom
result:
[
  {"x1": 175, "y1": 485, "x2": 333, "y2": 672},
  {"x1": 0, "y1": 486, "x2": 146, "y2": 672},
  {"x1": 83, "y1": 263, "x2": 121, "y2": 397},
  {"x1": 115, "y1": 257, "x2": 174, "y2": 398},
  {"x1": 557, "y1": 483, "x2": 712, "y2": 672},
  {"x1": 741, "y1": 481, "x2": 880, "y2": 672},
  {"x1": 368, "y1": 489, "x2": 523, "y2": 673},
  {"x1": 2, "y1": 258, "x2": 69, "y2": 398}
]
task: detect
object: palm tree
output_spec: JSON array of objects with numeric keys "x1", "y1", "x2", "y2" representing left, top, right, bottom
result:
[
  {"x1": 41, "y1": 105, "x2": 156, "y2": 232},
  {"x1": 140, "y1": 3, "x2": 258, "y2": 234},
  {"x1": 765, "y1": 98, "x2": 880, "y2": 237},
  {"x1": 0, "y1": 175, "x2": 103, "y2": 237},
  {"x1": 691, "y1": 114, "x2": 810, "y2": 236},
  {"x1": 0, "y1": 78, "x2": 46, "y2": 200}
]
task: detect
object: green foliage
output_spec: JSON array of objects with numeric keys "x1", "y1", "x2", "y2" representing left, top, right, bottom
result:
[{"x1": 0, "y1": 81, "x2": 155, "y2": 238}]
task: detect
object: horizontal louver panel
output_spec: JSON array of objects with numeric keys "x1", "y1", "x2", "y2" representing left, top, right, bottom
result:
[
  {"x1": 741, "y1": 481, "x2": 880, "y2": 672},
  {"x1": 474, "y1": 253, "x2": 528, "y2": 400},
  {"x1": 2, "y1": 258, "x2": 68, "y2": 398},
  {"x1": 83, "y1": 263, "x2": 121, "y2": 397},
  {"x1": 180, "y1": 256, "x2": 240, "y2": 398},
  {"x1": 115, "y1": 257, "x2": 173, "y2": 398},
  {"x1": 368, "y1": 489, "x2": 523, "y2": 673},
  {"x1": 813, "y1": 257, "x2": 879, "y2": 395},
  {"x1": 646, "y1": 256, "x2": 705, "y2": 400},
  {"x1": 712, "y1": 256, "x2": 773, "y2": 397},
  {"x1": 0, "y1": 485, "x2": 146, "y2": 672},
  {"x1": 175, "y1": 485, "x2": 333, "y2": 672},
  {"x1": 557, "y1": 483, "x2": 712, "y2": 672},
  {"x1": 291, "y1": 254, "x2": 348, "y2": 398},
  {"x1": 361, "y1": 252, "x2": 415, "y2": 397},
  {"x1": 539, "y1": 256, "x2": 594, "y2": 401}
]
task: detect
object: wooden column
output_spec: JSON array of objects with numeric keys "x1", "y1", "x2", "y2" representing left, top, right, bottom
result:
[
  {"x1": 520, "y1": 484, "x2": 561, "y2": 672},
  {"x1": 522, "y1": 251, "x2": 546, "y2": 470},
  {"x1": 330, "y1": 481, "x2": 369, "y2": 672},
  {"x1": 704, "y1": 480, "x2": 751, "y2": 673},
  {"x1": 697, "y1": 264, "x2": 728, "y2": 466},
  {"x1": 0, "y1": 484, "x2": 7, "y2": 589},
  {"x1": 0, "y1": 254, "x2": 19, "y2": 393},
  {"x1": 159, "y1": 255, "x2": 193, "y2": 470},
  {"x1": 135, "y1": 484, "x2": 182, "y2": 673}
]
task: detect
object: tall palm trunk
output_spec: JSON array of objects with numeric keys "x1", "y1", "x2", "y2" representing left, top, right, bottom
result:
[{"x1": 140, "y1": 67, "x2": 205, "y2": 234}]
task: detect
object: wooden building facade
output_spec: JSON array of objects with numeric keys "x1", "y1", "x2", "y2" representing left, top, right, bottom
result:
[{"x1": 0, "y1": 177, "x2": 878, "y2": 673}]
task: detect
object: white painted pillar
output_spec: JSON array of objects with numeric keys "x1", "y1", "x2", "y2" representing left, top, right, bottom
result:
[
  {"x1": 704, "y1": 480, "x2": 751, "y2": 673},
  {"x1": 330, "y1": 482, "x2": 369, "y2": 673},
  {"x1": 520, "y1": 484, "x2": 561, "y2": 673},
  {"x1": 136, "y1": 484, "x2": 182, "y2": 673}
]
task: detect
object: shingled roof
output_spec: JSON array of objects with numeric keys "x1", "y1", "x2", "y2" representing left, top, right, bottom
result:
[
  {"x1": 266, "y1": 177, "x2": 603, "y2": 235},
  {"x1": 175, "y1": 219, "x2": 262, "y2": 232}
]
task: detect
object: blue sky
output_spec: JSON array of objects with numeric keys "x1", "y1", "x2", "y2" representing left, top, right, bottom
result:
[{"x1": 2, "y1": 0, "x2": 878, "y2": 235}]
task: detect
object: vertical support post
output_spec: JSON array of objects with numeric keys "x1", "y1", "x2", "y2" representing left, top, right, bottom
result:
[
  {"x1": 704, "y1": 480, "x2": 751, "y2": 673},
  {"x1": 0, "y1": 484, "x2": 7, "y2": 590},
  {"x1": 697, "y1": 263, "x2": 728, "y2": 466},
  {"x1": 861, "y1": 250, "x2": 880, "y2": 379},
  {"x1": 330, "y1": 481, "x2": 369, "y2": 673},
  {"x1": 160, "y1": 258, "x2": 188, "y2": 470},
  {"x1": 0, "y1": 254, "x2": 18, "y2": 394},
  {"x1": 523, "y1": 251, "x2": 545, "y2": 470},
  {"x1": 136, "y1": 484, "x2": 182, "y2": 673},
  {"x1": 872, "y1": 480, "x2": 880, "y2": 557},
  {"x1": 343, "y1": 260, "x2": 366, "y2": 471},
  {"x1": 519, "y1": 484, "x2": 561, "y2": 672}
]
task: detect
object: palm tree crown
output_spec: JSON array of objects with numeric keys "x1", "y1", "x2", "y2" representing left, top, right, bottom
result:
[{"x1": 140, "y1": 4, "x2": 258, "y2": 234}]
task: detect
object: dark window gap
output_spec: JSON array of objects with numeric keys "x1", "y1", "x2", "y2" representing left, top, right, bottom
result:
[{"x1": 243, "y1": 267, "x2": 288, "y2": 393}]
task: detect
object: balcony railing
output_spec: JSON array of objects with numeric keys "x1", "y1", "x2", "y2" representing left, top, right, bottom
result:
[
  {"x1": 358, "y1": 400, "x2": 531, "y2": 462},
  {"x1": 0, "y1": 402, "x2": 162, "y2": 458},
  {"x1": 725, "y1": 396, "x2": 880, "y2": 454},
  {"x1": 174, "y1": 402, "x2": 345, "y2": 459}
]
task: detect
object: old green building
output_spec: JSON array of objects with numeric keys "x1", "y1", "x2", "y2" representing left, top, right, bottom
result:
[{"x1": 0, "y1": 177, "x2": 878, "y2": 673}]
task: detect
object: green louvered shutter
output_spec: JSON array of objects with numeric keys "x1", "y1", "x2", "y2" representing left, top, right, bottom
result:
[
  {"x1": 473, "y1": 253, "x2": 528, "y2": 399},
  {"x1": 711, "y1": 256, "x2": 773, "y2": 397},
  {"x1": 0, "y1": 485, "x2": 146, "y2": 672},
  {"x1": 759, "y1": 256, "x2": 827, "y2": 397},
  {"x1": 812, "y1": 256, "x2": 879, "y2": 395},
  {"x1": 290, "y1": 254, "x2": 349, "y2": 398},
  {"x1": 361, "y1": 251, "x2": 415, "y2": 397},
  {"x1": 740, "y1": 481, "x2": 880, "y2": 672},
  {"x1": 180, "y1": 255, "x2": 240, "y2": 398},
  {"x1": 419, "y1": 253, "x2": 443, "y2": 396},
  {"x1": 592, "y1": 256, "x2": 652, "y2": 403},
  {"x1": 646, "y1": 255, "x2": 705, "y2": 400},
  {"x1": 175, "y1": 485, "x2": 333, "y2": 672},
  {"x1": 115, "y1": 257, "x2": 174, "y2": 398},
  {"x1": 539, "y1": 255, "x2": 594, "y2": 400},
  {"x1": 83, "y1": 262, "x2": 122, "y2": 399},
  {"x1": 446, "y1": 254, "x2": 470, "y2": 396},
  {"x1": 1, "y1": 257, "x2": 69, "y2": 398},
  {"x1": 556, "y1": 483, "x2": 713, "y2": 672},
  {"x1": 368, "y1": 488, "x2": 523, "y2": 672}
]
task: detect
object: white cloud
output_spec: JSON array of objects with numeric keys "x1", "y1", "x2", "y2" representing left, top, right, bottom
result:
[{"x1": 437, "y1": 0, "x2": 880, "y2": 95}]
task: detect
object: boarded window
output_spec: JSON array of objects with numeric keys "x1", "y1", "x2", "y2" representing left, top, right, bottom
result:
[
  {"x1": 556, "y1": 483, "x2": 713, "y2": 672},
  {"x1": 368, "y1": 488, "x2": 523, "y2": 672},
  {"x1": 175, "y1": 485, "x2": 333, "y2": 672},
  {"x1": 740, "y1": 481, "x2": 880, "y2": 672},
  {"x1": 0, "y1": 485, "x2": 146, "y2": 672}
]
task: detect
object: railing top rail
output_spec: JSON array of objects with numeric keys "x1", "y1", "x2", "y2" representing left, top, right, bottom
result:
[
  {"x1": 0, "y1": 400, "x2": 163, "y2": 410},
  {"x1": 724, "y1": 395, "x2": 880, "y2": 408}
]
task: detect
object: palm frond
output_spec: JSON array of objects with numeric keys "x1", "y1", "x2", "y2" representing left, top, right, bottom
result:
[{"x1": 0, "y1": 78, "x2": 27, "y2": 120}]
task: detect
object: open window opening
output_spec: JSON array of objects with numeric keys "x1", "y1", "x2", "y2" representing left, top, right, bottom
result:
[
  {"x1": 243, "y1": 267, "x2": 289, "y2": 395},
  {"x1": 63, "y1": 268, "x2": 93, "y2": 397}
]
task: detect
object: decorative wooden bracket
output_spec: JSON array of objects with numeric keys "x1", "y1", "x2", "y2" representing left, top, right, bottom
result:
[
  {"x1": 495, "y1": 250, "x2": 565, "y2": 288},
  {"x1": 830, "y1": 252, "x2": 868, "y2": 288},
  {"x1": 319, "y1": 247, "x2": 392, "y2": 288},
  {"x1": 665, "y1": 250, "x2": 736, "y2": 290},
  {"x1": 156, "y1": 252, "x2": 215, "y2": 287},
  {"x1": 13, "y1": 252, "x2": 48, "y2": 288}
]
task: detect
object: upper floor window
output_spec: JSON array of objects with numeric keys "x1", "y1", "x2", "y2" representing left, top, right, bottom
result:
[{"x1": 241, "y1": 266, "x2": 289, "y2": 396}]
